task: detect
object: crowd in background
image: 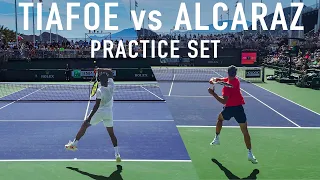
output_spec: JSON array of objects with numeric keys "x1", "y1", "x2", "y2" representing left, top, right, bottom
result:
[{"x1": 263, "y1": 31, "x2": 320, "y2": 72}]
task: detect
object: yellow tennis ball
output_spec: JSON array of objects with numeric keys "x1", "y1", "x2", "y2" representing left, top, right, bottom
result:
[{"x1": 94, "y1": 61, "x2": 96, "y2": 64}]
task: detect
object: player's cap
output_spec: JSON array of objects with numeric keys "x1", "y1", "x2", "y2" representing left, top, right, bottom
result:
[{"x1": 228, "y1": 65, "x2": 237, "y2": 77}]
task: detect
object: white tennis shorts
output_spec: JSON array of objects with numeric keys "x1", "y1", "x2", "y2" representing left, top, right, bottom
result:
[{"x1": 89, "y1": 110, "x2": 113, "y2": 127}]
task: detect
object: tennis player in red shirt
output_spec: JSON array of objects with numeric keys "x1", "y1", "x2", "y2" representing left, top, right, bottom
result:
[{"x1": 208, "y1": 65, "x2": 258, "y2": 164}]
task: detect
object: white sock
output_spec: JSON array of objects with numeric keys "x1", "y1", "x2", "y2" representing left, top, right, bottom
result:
[
  {"x1": 215, "y1": 134, "x2": 219, "y2": 139},
  {"x1": 73, "y1": 139, "x2": 78, "y2": 145},
  {"x1": 248, "y1": 149, "x2": 252, "y2": 154},
  {"x1": 114, "y1": 146, "x2": 119, "y2": 155}
]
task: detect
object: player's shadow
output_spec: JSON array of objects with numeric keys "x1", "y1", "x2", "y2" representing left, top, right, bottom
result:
[
  {"x1": 212, "y1": 159, "x2": 259, "y2": 180},
  {"x1": 66, "y1": 165, "x2": 123, "y2": 180}
]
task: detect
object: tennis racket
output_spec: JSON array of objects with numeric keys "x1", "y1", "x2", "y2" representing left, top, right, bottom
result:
[
  {"x1": 90, "y1": 69, "x2": 99, "y2": 97},
  {"x1": 212, "y1": 81, "x2": 233, "y2": 88}
]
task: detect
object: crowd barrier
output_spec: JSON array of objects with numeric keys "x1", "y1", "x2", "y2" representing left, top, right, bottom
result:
[{"x1": 0, "y1": 59, "x2": 155, "y2": 82}]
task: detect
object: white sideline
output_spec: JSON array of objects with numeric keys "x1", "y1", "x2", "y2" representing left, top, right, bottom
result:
[
  {"x1": 0, "y1": 86, "x2": 47, "y2": 110},
  {"x1": 140, "y1": 86, "x2": 164, "y2": 101},
  {"x1": 252, "y1": 83, "x2": 320, "y2": 116},
  {"x1": 0, "y1": 159, "x2": 192, "y2": 162},
  {"x1": 177, "y1": 125, "x2": 320, "y2": 129},
  {"x1": 168, "y1": 74, "x2": 176, "y2": 96},
  {"x1": 0, "y1": 119, "x2": 174, "y2": 122}
]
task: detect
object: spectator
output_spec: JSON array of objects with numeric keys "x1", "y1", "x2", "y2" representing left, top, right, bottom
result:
[{"x1": 65, "y1": 64, "x2": 71, "y2": 82}]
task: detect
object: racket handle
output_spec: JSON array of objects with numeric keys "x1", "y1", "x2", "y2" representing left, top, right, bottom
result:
[
  {"x1": 209, "y1": 78, "x2": 215, "y2": 84},
  {"x1": 95, "y1": 69, "x2": 99, "y2": 79}
]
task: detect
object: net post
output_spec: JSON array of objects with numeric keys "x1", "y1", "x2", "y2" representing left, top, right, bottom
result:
[{"x1": 261, "y1": 66, "x2": 265, "y2": 83}]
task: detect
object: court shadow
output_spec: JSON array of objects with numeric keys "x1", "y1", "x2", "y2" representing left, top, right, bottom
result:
[
  {"x1": 66, "y1": 165, "x2": 123, "y2": 180},
  {"x1": 212, "y1": 159, "x2": 259, "y2": 180}
]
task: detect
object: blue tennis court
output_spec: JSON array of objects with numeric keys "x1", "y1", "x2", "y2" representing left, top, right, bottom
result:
[
  {"x1": 159, "y1": 80, "x2": 320, "y2": 128},
  {"x1": 155, "y1": 67, "x2": 320, "y2": 180},
  {"x1": 0, "y1": 83, "x2": 190, "y2": 161}
]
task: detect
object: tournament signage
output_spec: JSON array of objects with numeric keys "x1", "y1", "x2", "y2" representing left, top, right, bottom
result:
[
  {"x1": 241, "y1": 51, "x2": 257, "y2": 65},
  {"x1": 134, "y1": 68, "x2": 149, "y2": 78},
  {"x1": 160, "y1": 58, "x2": 192, "y2": 65},
  {"x1": 1, "y1": 59, "x2": 154, "y2": 82},
  {"x1": 36, "y1": 70, "x2": 55, "y2": 79},
  {"x1": 82, "y1": 71, "x2": 94, "y2": 77},
  {"x1": 72, "y1": 69, "x2": 81, "y2": 78},
  {"x1": 160, "y1": 58, "x2": 180, "y2": 64},
  {"x1": 72, "y1": 70, "x2": 117, "y2": 79},
  {"x1": 207, "y1": 58, "x2": 222, "y2": 65},
  {"x1": 245, "y1": 69, "x2": 261, "y2": 78}
]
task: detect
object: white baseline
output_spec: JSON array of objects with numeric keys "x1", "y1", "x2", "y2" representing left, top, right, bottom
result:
[{"x1": 0, "y1": 159, "x2": 191, "y2": 162}]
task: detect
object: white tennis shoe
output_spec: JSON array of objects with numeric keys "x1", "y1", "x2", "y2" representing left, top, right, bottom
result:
[
  {"x1": 248, "y1": 152, "x2": 258, "y2": 164},
  {"x1": 210, "y1": 137, "x2": 220, "y2": 145},
  {"x1": 115, "y1": 153, "x2": 121, "y2": 163},
  {"x1": 65, "y1": 140, "x2": 78, "y2": 151}
]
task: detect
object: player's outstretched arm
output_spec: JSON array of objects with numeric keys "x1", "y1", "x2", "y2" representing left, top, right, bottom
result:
[{"x1": 209, "y1": 77, "x2": 225, "y2": 84}]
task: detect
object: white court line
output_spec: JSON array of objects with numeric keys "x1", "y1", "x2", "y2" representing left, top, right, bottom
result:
[
  {"x1": 140, "y1": 86, "x2": 164, "y2": 101},
  {"x1": 168, "y1": 74, "x2": 176, "y2": 96},
  {"x1": 164, "y1": 95, "x2": 252, "y2": 98},
  {"x1": 0, "y1": 159, "x2": 192, "y2": 162},
  {"x1": 241, "y1": 88, "x2": 300, "y2": 127},
  {"x1": 212, "y1": 71, "x2": 301, "y2": 127},
  {"x1": 84, "y1": 97, "x2": 91, "y2": 120},
  {"x1": 252, "y1": 83, "x2": 320, "y2": 116},
  {"x1": 115, "y1": 91, "x2": 148, "y2": 93},
  {"x1": 176, "y1": 125, "x2": 320, "y2": 129},
  {"x1": 0, "y1": 86, "x2": 47, "y2": 110},
  {"x1": 0, "y1": 119, "x2": 174, "y2": 122}
]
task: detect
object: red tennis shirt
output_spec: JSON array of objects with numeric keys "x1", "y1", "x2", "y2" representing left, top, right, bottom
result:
[{"x1": 221, "y1": 77, "x2": 245, "y2": 107}]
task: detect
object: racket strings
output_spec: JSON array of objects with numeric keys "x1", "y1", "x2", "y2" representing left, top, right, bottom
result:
[{"x1": 90, "y1": 82, "x2": 99, "y2": 97}]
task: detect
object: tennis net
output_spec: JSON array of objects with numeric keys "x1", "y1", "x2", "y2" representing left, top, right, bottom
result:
[
  {"x1": 152, "y1": 67, "x2": 265, "y2": 83},
  {"x1": 0, "y1": 83, "x2": 165, "y2": 102}
]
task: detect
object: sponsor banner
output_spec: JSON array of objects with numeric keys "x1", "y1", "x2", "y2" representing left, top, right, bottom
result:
[
  {"x1": 37, "y1": 70, "x2": 55, "y2": 79},
  {"x1": 181, "y1": 58, "x2": 191, "y2": 63},
  {"x1": 134, "y1": 73, "x2": 149, "y2": 78},
  {"x1": 80, "y1": 71, "x2": 95, "y2": 77},
  {"x1": 241, "y1": 52, "x2": 257, "y2": 65},
  {"x1": 245, "y1": 69, "x2": 261, "y2": 78},
  {"x1": 160, "y1": 58, "x2": 192, "y2": 65},
  {"x1": 72, "y1": 70, "x2": 116, "y2": 79},
  {"x1": 1, "y1": 59, "x2": 155, "y2": 82},
  {"x1": 72, "y1": 69, "x2": 81, "y2": 78},
  {"x1": 206, "y1": 58, "x2": 223, "y2": 65},
  {"x1": 134, "y1": 68, "x2": 150, "y2": 78},
  {"x1": 160, "y1": 58, "x2": 180, "y2": 64},
  {"x1": 33, "y1": 70, "x2": 55, "y2": 79}
]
